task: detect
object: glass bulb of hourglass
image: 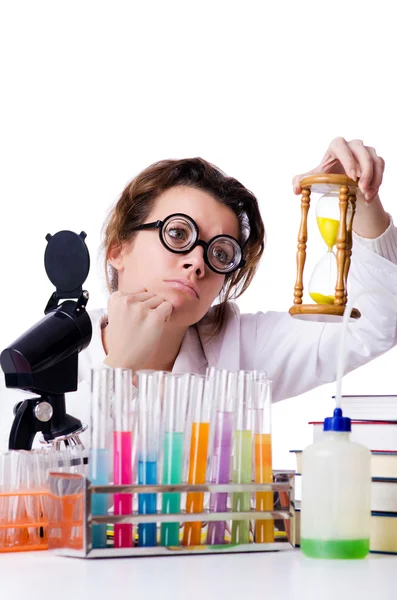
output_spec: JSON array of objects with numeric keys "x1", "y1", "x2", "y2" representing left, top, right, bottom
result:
[
  {"x1": 316, "y1": 191, "x2": 340, "y2": 251},
  {"x1": 308, "y1": 190, "x2": 340, "y2": 305},
  {"x1": 309, "y1": 250, "x2": 337, "y2": 304}
]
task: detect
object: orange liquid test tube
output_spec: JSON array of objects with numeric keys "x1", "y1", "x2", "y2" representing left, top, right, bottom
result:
[
  {"x1": 253, "y1": 378, "x2": 274, "y2": 543},
  {"x1": 183, "y1": 422, "x2": 210, "y2": 546},
  {"x1": 255, "y1": 433, "x2": 274, "y2": 543},
  {"x1": 183, "y1": 374, "x2": 212, "y2": 547}
]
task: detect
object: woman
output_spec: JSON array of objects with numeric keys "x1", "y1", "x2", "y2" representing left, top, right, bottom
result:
[
  {"x1": 0, "y1": 137, "x2": 395, "y2": 450},
  {"x1": 78, "y1": 136, "x2": 397, "y2": 406}
]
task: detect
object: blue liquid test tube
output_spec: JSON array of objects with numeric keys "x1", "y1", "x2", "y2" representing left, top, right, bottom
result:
[
  {"x1": 136, "y1": 370, "x2": 162, "y2": 547},
  {"x1": 89, "y1": 367, "x2": 113, "y2": 549}
]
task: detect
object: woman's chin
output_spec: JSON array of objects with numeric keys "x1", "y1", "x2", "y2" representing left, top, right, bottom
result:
[
  {"x1": 168, "y1": 295, "x2": 193, "y2": 311},
  {"x1": 164, "y1": 293, "x2": 206, "y2": 324},
  {"x1": 162, "y1": 288, "x2": 197, "y2": 309}
]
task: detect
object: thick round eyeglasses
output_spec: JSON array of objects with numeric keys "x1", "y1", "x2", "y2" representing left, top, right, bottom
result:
[{"x1": 132, "y1": 213, "x2": 246, "y2": 275}]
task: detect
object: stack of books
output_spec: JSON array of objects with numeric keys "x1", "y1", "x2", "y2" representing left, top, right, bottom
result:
[{"x1": 291, "y1": 395, "x2": 397, "y2": 554}]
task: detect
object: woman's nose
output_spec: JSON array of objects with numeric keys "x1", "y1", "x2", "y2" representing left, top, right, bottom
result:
[{"x1": 181, "y1": 245, "x2": 206, "y2": 277}]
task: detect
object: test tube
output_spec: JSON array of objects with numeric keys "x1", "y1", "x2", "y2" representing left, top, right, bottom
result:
[
  {"x1": 3, "y1": 452, "x2": 27, "y2": 550},
  {"x1": 160, "y1": 373, "x2": 190, "y2": 546},
  {"x1": 89, "y1": 367, "x2": 113, "y2": 549},
  {"x1": 21, "y1": 451, "x2": 40, "y2": 548},
  {"x1": 205, "y1": 367, "x2": 220, "y2": 472},
  {"x1": 47, "y1": 447, "x2": 86, "y2": 549},
  {"x1": 182, "y1": 374, "x2": 211, "y2": 546},
  {"x1": 0, "y1": 452, "x2": 6, "y2": 548},
  {"x1": 1, "y1": 451, "x2": 44, "y2": 551},
  {"x1": 253, "y1": 378, "x2": 274, "y2": 543},
  {"x1": 231, "y1": 370, "x2": 254, "y2": 545},
  {"x1": 136, "y1": 370, "x2": 161, "y2": 547},
  {"x1": 113, "y1": 368, "x2": 134, "y2": 548},
  {"x1": 206, "y1": 370, "x2": 236, "y2": 545}
]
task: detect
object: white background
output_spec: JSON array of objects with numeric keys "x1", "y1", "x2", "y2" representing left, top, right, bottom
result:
[{"x1": 1, "y1": 0, "x2": 397, "y2": 466}]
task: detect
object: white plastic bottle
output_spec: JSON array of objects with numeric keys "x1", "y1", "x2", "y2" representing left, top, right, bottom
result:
[{"x1": 301, "y1": 408, "x2": 371, "y2": 559}]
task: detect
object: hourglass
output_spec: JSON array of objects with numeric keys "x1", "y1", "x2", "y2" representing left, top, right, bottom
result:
[{"x1": 289, "y1": 174, "x2": 361, "y2": 321}]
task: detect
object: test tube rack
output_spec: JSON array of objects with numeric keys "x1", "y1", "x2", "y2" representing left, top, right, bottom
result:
[{"x1": 47, "y1": 470, "x2": 296, "y2": 558}]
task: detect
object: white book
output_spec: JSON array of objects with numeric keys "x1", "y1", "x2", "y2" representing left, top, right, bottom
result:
[
  {"x1": 336, "y1": 395, "x2": 397, "y2": 421},
  {"x1": 370, "y1": 512, "x2": 397, "y2": 554},
  {"x1": 372, "y1": 479, "x2": 397, "y2": 513}
]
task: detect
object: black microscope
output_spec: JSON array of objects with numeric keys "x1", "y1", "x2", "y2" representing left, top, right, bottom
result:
[{"x1": 0, "y1": 230, "x2": 92, "y2": 450}]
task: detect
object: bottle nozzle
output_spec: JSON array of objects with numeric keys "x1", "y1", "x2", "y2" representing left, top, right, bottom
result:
[{"x1": 323, "y1": 407, "x2": 351, "y2": 432}]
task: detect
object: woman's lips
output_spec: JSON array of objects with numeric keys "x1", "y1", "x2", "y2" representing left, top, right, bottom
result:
[{"x1": 164, "y1": 280, "x2": 199, "y2": 299}]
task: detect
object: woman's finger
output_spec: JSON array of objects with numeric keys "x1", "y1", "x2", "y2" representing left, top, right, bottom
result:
[
  {"x1": 365, "y1": 147, "x2": 385, "y2": 202},
  {"x1": 293, "y1": 137, "x2": 357, "y2": 195},
  {"x1": 119, "y1": 288, "x2": 148, "y2": 296},
  {"x1": 122, "y1": 292, "x2": 155, "y2": 304},
  {"x1": 347, "y1": 140, "x2": 374, "y2": 198},
  {"x1": 132, "y1": 292, "x2": 155, "y2": 301},
  {"x1": 327, "y1": 137, "x2": 358, "y2": 180},
  {"x1": 154, "y1": 300, "x2": 173, "y2": 321},
  {"x1": 292, "y1": 174, "x2": 303, "y2": 194},
  {"x1": 144, "y1": 295, "x2": 167, "y2": 309}
]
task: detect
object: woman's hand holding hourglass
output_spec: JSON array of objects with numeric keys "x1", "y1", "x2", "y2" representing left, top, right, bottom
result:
[{"x1": 292, "y1": 137, "x2": 390, "y2": 239}]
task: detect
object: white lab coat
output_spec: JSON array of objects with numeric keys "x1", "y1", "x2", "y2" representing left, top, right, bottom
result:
[{"x1": 2, "y1": 224, "x2": 397, "y2": 449}]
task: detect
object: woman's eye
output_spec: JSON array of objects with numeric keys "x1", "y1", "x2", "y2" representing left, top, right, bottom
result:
[
  {"x1": 213, "y1": 247, "x2": 232, "y2": 264},
  {"x1": 168, "y1": 227, "x2": 188, "y2": 241}
]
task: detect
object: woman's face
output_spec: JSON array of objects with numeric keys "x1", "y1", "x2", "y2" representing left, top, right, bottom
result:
[{"x1": 110, "y1": 185, "x2": 240, "y2": 327}]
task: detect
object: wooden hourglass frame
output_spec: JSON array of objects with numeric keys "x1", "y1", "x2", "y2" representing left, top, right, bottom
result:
[{"x1": 289, "y1": 173, "x2": 361, "y2": 320}]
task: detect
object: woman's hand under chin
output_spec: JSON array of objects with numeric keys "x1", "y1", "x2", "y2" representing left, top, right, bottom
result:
[{"x1": 102, "y1": 288, "x2": 173, "y2": 370}]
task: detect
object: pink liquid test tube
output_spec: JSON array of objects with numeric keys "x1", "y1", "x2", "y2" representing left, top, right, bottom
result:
[{"x1": 113, "y1": 369, "x2": 135, "y2": 548}]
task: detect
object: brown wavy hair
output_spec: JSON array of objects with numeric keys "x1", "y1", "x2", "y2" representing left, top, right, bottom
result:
[{"x1": 101, "y1": 158, "x2": 265, "y2": 336}]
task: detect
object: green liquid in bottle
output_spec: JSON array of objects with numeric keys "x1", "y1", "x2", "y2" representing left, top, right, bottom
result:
[{"x1": 301, "y1": 538, "x2": 369, "y2": 559}]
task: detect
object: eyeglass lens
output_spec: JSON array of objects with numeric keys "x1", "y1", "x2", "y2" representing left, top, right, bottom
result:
[{"x1": 162, "y1": 216, "x2": 241, "y2": 273}]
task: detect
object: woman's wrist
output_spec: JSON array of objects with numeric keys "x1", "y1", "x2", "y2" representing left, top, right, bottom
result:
[
  {"x1": 352, "y1": 193, "x2": 390, "y2": 239},
  {"x1": 353, "y1": 214, "x2": 397, "y2": 264}
]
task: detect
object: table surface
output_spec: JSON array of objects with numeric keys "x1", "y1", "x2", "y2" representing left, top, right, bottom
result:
[{"x1": 1, "y1": 549, "x2": 396, "y2": 600}]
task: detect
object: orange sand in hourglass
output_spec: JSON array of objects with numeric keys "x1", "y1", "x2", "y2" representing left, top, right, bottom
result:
[
  {"x1": 254, "y1": 434, "x2": 274, "y2": 543},
  {"x1": 309, "y1": 217, "x2": 339, "y2": 305}
]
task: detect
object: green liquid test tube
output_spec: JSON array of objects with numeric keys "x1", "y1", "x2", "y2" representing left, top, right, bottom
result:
[
  {"x1": 161, "y1": 373, "x2": 190, "y2": 547},
  {"x1": 231, "y1": 371, "x2": 254, "y2": 545}
]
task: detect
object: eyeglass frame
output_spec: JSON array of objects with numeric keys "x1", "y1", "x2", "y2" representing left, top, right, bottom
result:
[{"x1": 131, "y1": 212, "x2": 246, "y2": 275}]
